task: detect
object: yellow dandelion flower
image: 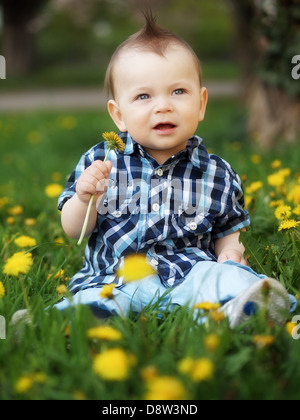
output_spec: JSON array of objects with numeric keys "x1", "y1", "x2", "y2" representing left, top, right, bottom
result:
[
  {"x1": 140, "y1": 365, "x2": 159, "y2": 381},
  {"x1": 87, "y1": 325, "x2": 123, "y2": 341},
  {"x1": 0, "y1": 196, "x2": 8, "y2": 208},
  {"x1": 267, "y1": 173, "x2": 285, "y2": 187},
  {"x1": 51, "y1": 172, "x2": 62, "y2": 182},
  {"x1": 193, "y1": 301, "x2": 221, "y2": 311},
  {"x1": 293, "y1": 205, "x2": 300, "y2": 216},
  {"x1": 102, "y1": 131, "x2": 126, "y2": 154},
  {"x1": 190, "y1": 358, "x2": 214, "y2": 382},
  {"x1": 48, "y1": 269, "x2": 65, "y2": 281},
  {"x1": 45, "y1": 184, "x2": 63, "y2": 198},
  {"x1": 73, "y1": 390, "x2": 86, "y2": 400},
  {"x1": 177, "y1": 357, "x2": 194, "y2": 375},
  {"x1": 269, "y1": 199, "x2": 284, "y2": 208},
  {"x1": 204, "y1": 333, "x2": 220, "y2": 352},
  {"x1": 278, "y1": 168, "x2": 291, "y2": 178},
  {"x1": 7, "y1": 205, "x2": 23, "y2": 216},
  {"x1": 92, "y1": 347, "x2": 132, "y2": 381},
  {"x1": 0, "y1": 281, "x2": 5, "y2": 298},
  {"x1": 287, "y1": 185, "x2": 300, "y2": 205},
  {"x1": 274, "y1": 205, "x2": 292, "y2": 221},
  {"x1": 56, "y1": 284, "x2": 68, "y2": 296},
  {"x1": 3, "y1": 252, "x2": 33, "y2": 276},
  {"x1": 250, "y1": 154, "x2": 261, "y2": 164},
  {"x1": 278, "y1": 219, "x2": 300, "y2": 231},
  {"x1": 245, "y1": 181, "x2": 263, "y2": 195},
  {"x1": 286, "y1": 321, "x2": 298, "y2": 337},
  {"x1": 99, "y1": 283, "x2": 116, "y2": 299},
  {"x1": 245, "y1": 195, "x2": 254, "y2": 208},
  {"x1": 253, "y1": 334, "x2": 275, "y2": 349},
  {"x1": 14, "y1": 376, "x2": 33, "y2": 394},
  {"x1": 27, "y1": 130, "x2": 41, "y2": 144},
  {"x1": 24, "y1": 218, "x2": 36, "y2": 227},
  {"x1": 55, "y1": 237, "x2": 65, "y2": 246},
  {"x1": 14, "y1": 372, "x2": 47, "y2": 394},
  {"x1": 271, "y1": 160, "x2": 282, "y2": 169},
  {"x1": 49, "y1": 269, "x2": 67, "y2": 281},
  {"x1": 31, "y1": 372, "x2": 47, "y2": 384},
  {"x1": 6, "y1": 217, "x2": 15, "y2": 225},
  {"x1": 117, "y1": 254, "x2": 156, "y2": 282},
  {"x1": 14, "y1": 235, "x2": 37, "y2": 248},
  {"x1": 144, "y1": 375, "x2": 187, "y2": 400},
  {"x1": 60, "y1": 116, "x2": 77, "y2": 129},
  {"x1": 209, "y1": 309, "x2": 226, "y2": 323}
]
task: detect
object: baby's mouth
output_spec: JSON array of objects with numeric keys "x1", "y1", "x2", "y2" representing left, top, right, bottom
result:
[{"x1": 153, "y1": 123, "x2": 177, "y2": 132}]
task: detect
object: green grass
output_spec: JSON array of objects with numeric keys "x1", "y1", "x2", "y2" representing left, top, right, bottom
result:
[{"x1": 0, "y1": 99, "x2": 300, "y2": 400}]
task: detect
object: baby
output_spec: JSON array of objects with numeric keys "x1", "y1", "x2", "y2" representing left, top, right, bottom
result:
[{"x1": 56, "y1": 13, "x2": 296, "y2": 327}]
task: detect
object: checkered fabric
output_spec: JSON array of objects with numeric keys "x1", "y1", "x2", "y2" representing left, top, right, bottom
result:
[{"x1": 58, "y1": 132, "x2": 250, "y2": 293}]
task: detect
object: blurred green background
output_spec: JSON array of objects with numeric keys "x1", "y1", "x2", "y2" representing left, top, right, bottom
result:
[
  {"x1": 0, "y1": 0, "x2": 299, "y2": 146},
  {"x1": 0, "y1": 0, "x2": 238, "y2": 89}
]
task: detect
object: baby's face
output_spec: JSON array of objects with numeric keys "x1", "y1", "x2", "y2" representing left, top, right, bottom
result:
[{"x1": 108, "y1": 45, "x2": 207, "y2": 165}]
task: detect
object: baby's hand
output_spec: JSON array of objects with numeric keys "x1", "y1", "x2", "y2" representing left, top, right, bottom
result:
[
  {"x1": 76, "y1": 160, "x2": 113, "y2": 205},
  {"x1": 217, "y1": 249, "x2": 249, "y2": 267}
]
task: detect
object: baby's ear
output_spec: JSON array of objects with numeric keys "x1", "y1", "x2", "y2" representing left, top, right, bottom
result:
[
  {"x1": 107, "y1": 100, "x2": 127, "y2": 132},
  {"x1": 199, "y1": 87, "x2": 208, "y2": 122}
]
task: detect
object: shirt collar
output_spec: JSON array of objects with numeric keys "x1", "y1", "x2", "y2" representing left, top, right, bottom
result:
[{"x1": 118, "y1": 131, "x2": 209, "y2": 172}]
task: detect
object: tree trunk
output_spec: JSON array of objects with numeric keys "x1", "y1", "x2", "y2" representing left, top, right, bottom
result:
[
  {"x1": 230, "y1": 0, "x2": 300, "y2": 148},
  {"x1": 0, "y1": 0, "x2": 49, "y2": 76},
  {"x1": 246, "y1": 79, "x2": 300, "y2": 148},
  {"x1": 2, "y1": 23, "x2": 35, "y2": 76}
]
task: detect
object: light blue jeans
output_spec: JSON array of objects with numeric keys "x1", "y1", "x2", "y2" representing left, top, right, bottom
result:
[{"x1": 54, "y1": 260, "x2": 297, "y2": 317}]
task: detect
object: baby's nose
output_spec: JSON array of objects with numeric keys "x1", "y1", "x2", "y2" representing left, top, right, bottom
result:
[{"x1": 154, "y1": 96, "x2": 173, "y2": 113}]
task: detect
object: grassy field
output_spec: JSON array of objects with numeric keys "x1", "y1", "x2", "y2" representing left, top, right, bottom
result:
[{"x1": 0, "y1": 98, "x2": 300, "y2": 400}]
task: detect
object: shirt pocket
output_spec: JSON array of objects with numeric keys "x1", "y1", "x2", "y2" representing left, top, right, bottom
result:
[{"x1": 171, "y1": 209, "x2": 214, "y2": 238}]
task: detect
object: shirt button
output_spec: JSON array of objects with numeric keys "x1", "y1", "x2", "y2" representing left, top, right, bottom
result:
[
  {"x1": 152, "y1": 203, "x2": 160, "y2": 212},
  {"x1": 188, "y1": 222, "x2": 197, "y2": 231},
  {"x1": 114, "y1": 210, "x2": 122, "y2": 218},
  {"x1": 151, "y1": 258, "x2": 159, "y2": 266},
  {"x1": 156, "y1": 168, "x2": 163, "y2": 177}
]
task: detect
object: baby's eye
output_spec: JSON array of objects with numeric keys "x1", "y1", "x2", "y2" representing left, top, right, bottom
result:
[
  {"x1": 136, "y1": 93, "x2": 150, "y2": 101},
  {"x1": 173, "y1": 89, "x2": 185, "y2": 95}
]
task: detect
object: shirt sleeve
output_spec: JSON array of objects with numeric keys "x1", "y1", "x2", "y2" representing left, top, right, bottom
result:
[
  {"x1": 57, "y1": 143, "x2": 104, "y2": 211},
  {"x1": 211, "y1": 163, "x2": 250, "y2": 239}
]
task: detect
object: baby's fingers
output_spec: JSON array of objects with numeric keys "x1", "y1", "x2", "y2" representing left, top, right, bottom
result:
[
  {"x1": 96, "y1": 178, "x2": 110, "y2": 193},
  {"x1": 90, "y1": 160, "x2": 112, "y2": 180}
]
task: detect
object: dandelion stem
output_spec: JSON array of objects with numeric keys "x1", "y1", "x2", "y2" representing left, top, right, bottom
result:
[
  {"x1": 104, "y1": 148, "x2": 110, "y2": 162},
  {"x1": 77, "y1": 149, "x2": 111, "y2": 246},
  {"x1": 77, "y1": 194, "x2": 95, "y2": 245},
  {"x1": 77, "y1": 132, "x2": 125, "y2": 246}
]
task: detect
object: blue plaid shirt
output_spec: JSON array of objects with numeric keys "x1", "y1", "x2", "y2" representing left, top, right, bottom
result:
[{"x1": 58, "y1": 132, "x2": 250, "y2": 293}]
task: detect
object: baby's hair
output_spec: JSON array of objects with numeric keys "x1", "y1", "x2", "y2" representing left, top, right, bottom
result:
[{"x1": 105, "y1": 10, "x2": 202, "y2": 98}]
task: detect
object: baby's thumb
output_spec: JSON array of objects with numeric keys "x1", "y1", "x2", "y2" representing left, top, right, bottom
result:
[{"x1": 105, "y1": 160, "x2": 113, "y2": 173}]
